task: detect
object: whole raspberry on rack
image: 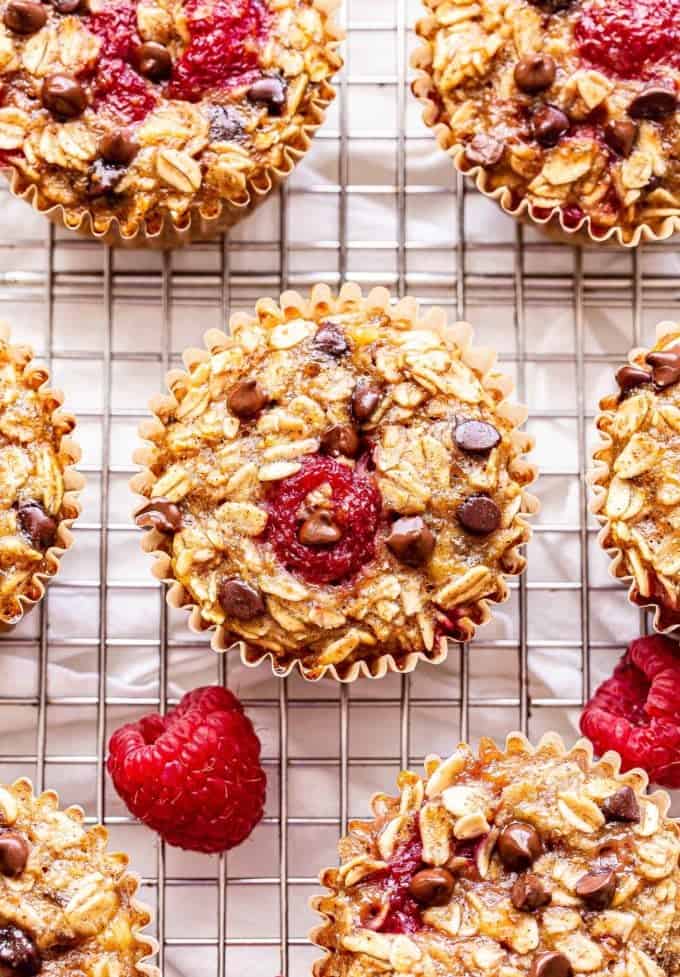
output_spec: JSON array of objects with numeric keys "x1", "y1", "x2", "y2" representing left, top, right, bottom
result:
[
  {"x1": 107, "y1": 685, "x2": 266, "y2": 853},
  {"x1": 580, "y1": 635, "x2": 680, "y2": 788}
]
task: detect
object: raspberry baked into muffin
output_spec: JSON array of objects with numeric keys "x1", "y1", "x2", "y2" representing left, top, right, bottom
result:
[
  {"x1": 312, "y1": 733, "x2": 680, "y2": 977},
  {"x1": 132, "y1": 283, "x2": 537, "y2": 681},
  {"x1": 0, "y1": 323, "x2": 82, "y2": 625},
  {"x1": 592, "y1": 321, "x2": 680, "y2": 633},
  {"x1": 0, "y1": 0, "x2": 342, "y2": 244},
  {"x1": 412, "y1": 0, "x2": 680, "y2": 245},
  {"x1": 0, "y1": 778, "x2": 157, "y2": 976}
]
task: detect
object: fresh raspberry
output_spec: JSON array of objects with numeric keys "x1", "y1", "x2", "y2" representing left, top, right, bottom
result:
[
  {"x1": 107, "y1": 686, "x2": 266, "y2": 853},
  {"x1": 576, "y1": 0, "x2": 680, "y2": 79},
  {"x1": 580, "y1": 635, "x2": 680, "y2": 788},
  {"x1": 371, "y1": 834, "x2": 424, "y2": 934},
  {"x1": 86, "y1": 0, "x2": 139, "y2": 61},
  {"x1": 265, "y1": 455, "x2": 382, "y2": 586},
  {"x1": 168, "y1": 0, "x2": 270, "y2": 102},
  {"x1": 93, "y1": 59, "x2": 157, "y2": 123}
]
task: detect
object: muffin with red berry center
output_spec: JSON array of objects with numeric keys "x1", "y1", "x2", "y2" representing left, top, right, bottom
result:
[
  {"x1": 312, "y1": 733, "x2": 680, "y2": 977},
  {"x1": 0, "y1": 0, "x2": 342, "y2": 243},
  {"x1": 132, "y1": 283, "x2": 537, "y2": 681},
  {"x1": 412, "y1": 0, "x2": 680, "y2": 245}
]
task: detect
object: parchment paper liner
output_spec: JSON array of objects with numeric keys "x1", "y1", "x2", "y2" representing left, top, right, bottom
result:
[
  {"x1": 590, "y1": 320, "x2": 680, "y2": 637},
  {"x1": 0, "y1": 322, "x2": 84, "y2": 627},
  {"x1": 0, "y1": 0, "x2": 342, "y2": 250},
  {"x1": 309, "y1": 730, "x2": 674, "y2": 975},
  {"x1": 131, "y1": 282, "x2": 538, "y2": 682},
  {"x1": 410, "y1": 33, "x2": 680, "y2": 250},
  {"x1": 0, "y1": 777, "x2": 159, "y2": 977}
]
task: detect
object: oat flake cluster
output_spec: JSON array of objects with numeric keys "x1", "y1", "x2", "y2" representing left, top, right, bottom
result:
[{"x1": 312, "y1": 733, "x2": 680, "y2": 977}]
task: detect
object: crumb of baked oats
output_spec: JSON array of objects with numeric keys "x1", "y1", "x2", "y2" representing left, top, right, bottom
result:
[
  {"x1": 133, "y1": 286, "x2": 536, "y2": 679},
  {"x1": 311, "y1": 733, "x2": 680, "y2": 977},
  {"x1": 0, "y1": 778, "x2": 155, "y2": 977}
]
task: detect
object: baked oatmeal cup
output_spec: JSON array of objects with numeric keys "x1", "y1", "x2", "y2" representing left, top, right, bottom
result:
[
  {"x1": 412, "y1": 0, "x2": 680, "y2": 247},
  {"x1": 0, "y1": 322, "x2": 83, "y2": 626},
  {"x1": 132, "y1": 283, "x2": 537, "y2": 682},
  {"x1": 0, "y1": 0, "x2": 342, "y2": 245},
  {"x1": 0, "y1": 777, "x2": 157, "y2": 976},
  {"x1": 592, "y1": 320, "x2": 680, "y2": 634},
  {"x1": 311, "y1": 732, "x2": 680, "y2": 977}
]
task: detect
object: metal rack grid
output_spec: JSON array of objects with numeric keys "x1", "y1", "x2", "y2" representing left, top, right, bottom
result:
[{"x1": 0, "y1": 0, "x2": 678, "y2": 971}]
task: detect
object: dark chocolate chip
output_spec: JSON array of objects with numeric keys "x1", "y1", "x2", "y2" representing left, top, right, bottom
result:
[
  {"x1": 530, "y1": 951, "x2": 573, "y2": 977},
  {"x1": 616, "y1": 364, "x2": 651, "y2": 395},
  {"x1": 87, "y1": 159, "x2": 123, "y2": 197},
  {"x1": 604, "y1": 120, "x2": 637, "y2": 158},
  {"x1": 408, "y1": 867, "x2": 455, "y2": 908},
  {"x1": 575, "y1": 869, "x2": 616, "y2": 909},
  {"x1": 514, "y1": 54, "x2": 556, "y2": 94},
  {"x1": 497, "y1": 821, "x2": 543, "y2": 871},
  {"x1": 298, "y1": 510, "x2": 342, "y2": 546},
  {"x1": 646, "y1": 347, "x2": 680, "y2": 388},
  {"x1": 313, "y1": 322, "x2": 349, "y2": 357},
  {"x1": 0, "y1": 926, "x2": 41, "y2": 977},
  {"x1": 227, "y1": 379, "x2": 268, "y2": 418},
  {"x1": 218, "y1": 578, "x2": 265, "y2": 620},
  {"x1": 457, "y1": 494, "x2": 501, "y2": 535},
  {"x1": 351, "y1": 381, "x2": 382, "y2": 422},
  {"x1": 511, "y1": 873, "x2": 551, "y2": 911},
  {"x1": 51, "y1": 0, "x2": 82, "y2": 12},
  {"x1": 528, "y1": 0, "x2": 572, "y2": 9},
  {"x1": 454, "y1": 418, "x2": 501, "y2": 454},
  {"x1": 0, "y1": 833, "x2": 29, "y2": 878},
  {"x1": 41, "y1": 73, "x2": 86, "y2": 118},
  {"x1": 465, "y1": 133, "x2": 505, "y2": 167},
  {"x1": 3, "y1": 0, "x2": 46, "y2": 34},
  {"x1": 628, "y1": 87, "x2": 677, "y2": 121},
  {"x1": 601, "y1": 786, "x2": 640, "y2": 823},
  {"x1": 131, "y1": 41, "x2": 172, "y2": 81},
  {"x1": 532, "y1": 104, "x2": 569, "y2": 148},
  {"x1": 320, "y1": 424, "x2": 360, "y2": 459},
  {"x1": 135, "y1": 498, "x2": 182, "y2": 534},
  {"x1": 246, "y1": 74, "x2": 287, "y2": 116},
  {"x1": 16, "y1": 501, "x2": 57, "y2": 550},
  {"x1": 98, "y1": 132, "x2": 138, "y2": 166},
  {"x1": 207, "y1": 104, "x2": 243, "y2": 142},
  {"x1": 386, "y1": 516, "x2": 435, "y2": 567}
]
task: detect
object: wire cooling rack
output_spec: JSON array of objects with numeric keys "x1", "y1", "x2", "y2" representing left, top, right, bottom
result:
[{"x1": 0, "y1": 0, "x2": 679, "y2": 972}]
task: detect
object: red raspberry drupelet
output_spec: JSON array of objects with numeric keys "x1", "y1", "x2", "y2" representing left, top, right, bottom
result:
[{"x1": 576, "y1": 0, "x2": 680, "y2": 79}]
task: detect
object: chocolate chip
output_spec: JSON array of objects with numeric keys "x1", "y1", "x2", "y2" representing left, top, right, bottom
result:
[
  {"x1": 616, "y1": 364, "x2": 651, "y2": 395},
  {"x1": 408, "y1": 867, "x2": 455, "y2": 907},
  {"x1": 51, "y1": 0, "x2": 82, "y2": 11},
  {"x1": 386, "y1": 516, "x2": 435, "y2": 567},
  {"x1": 646, "y1": 347, "x2": 680, "y2": 388},
  {"x1": 41, "y1": 73, "x2": 86, "y2": 118},
  {"x1": 530, "y1": 951, "x2": 572, "y2": 977},
  {"x1": 320, "y1": 424, "x2": 360, "y2": 459},
  {"x1": 497, "y1": 821, "x2": 543, "y2": 871},
  {"x1": 87, "y1": 159, "x2": 123, "y2": 197},
  {"x1": 628, "y1": 87, "x2": 677, "y2": 121},
  {"x1": 298, "y1": 510, "x2": 342, "y2": 546},
  {"x1": 0, "y1": 926, "x2": 41, "y2": 976},
  {"x1": 514, "y1": 54, "x2": 556, "y2": 94},
  {"x1": 575, "y1": 869, "x2": 616, "y2": 909},
  {"x1": 135, "y1": 498, "x2": 182, "y2": 534},
  {"x1": 601, "y1": 786, "x2": 640, "y2": 823},
  {"x1": 99, "y1": 132, "x2": 138, "y2": 166},
  {"x1": 532, "y1": 104, "x2": 569, "y2": 147},
  {"x1": 457, "y1": 495, "x2": 501, "y2": 535},
  {"x1": 351, "y1": 381, "x2": 382, "y2": 422},
  {"x1": 246, "y1": 74, "x2": 287, "y2": 115},
  {"x1": 131, "y1": 41, "x2": 172, "y2": 81},
  {"x1": 313, "y1": 322, "x2": 349, "y2": 357},
  {"x1": 227, "y1": 379, "x2": 268, "y2": 418},
  {"x1": 454, "y1": 418, "x2": 501, "y2": 454},
  {"x1": 0, "y1": 833, "x2": 29, "y2": 878},
  {"x1": 465, "y1": 133, "x2": 505, "y2": 167},
  {"x1": 528, "y1": 0, "x2": 572, "y2": 9},
  {"x1": 218, "y1": 578, "x2": 265, "y2": 620},
  {"x1": 511, "y1": 873, "x2": 551, "y2": 911},
  {"x1": 3, "y1": 0, "x2": 46, "y2": 34},
  {"x1": 16, "y1": 501, "x2": 57, "y2": 550},
  {"x1": 207, "y1": 104, "x2": 243, "y2": 142},
  {"x1": 604, "y1": 120, "x2": 637, "y2": 158}
]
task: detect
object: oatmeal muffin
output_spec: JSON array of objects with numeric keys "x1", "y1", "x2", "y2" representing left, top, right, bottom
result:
[
  {"x1": 411, "y1": 0, "x2": 680, "y2": 246},
  {"x1": 311, "y1": 732, "x2": 680, "y2": 977},
  {"x1": 131, "y1": 283, "x2": 537, "y2": 682},
  {"x1": 0, "y1": 778, "x2": 157, "y2": 976},
  {"x1": 0, "y1": 323, "x2": 82, "y2": 625},
  {"x1": 592, "y1": 320, "x2": 680, "y2": 633},
  {"x1": 0, "y1": 0, "x2": 342, "y2": 245}
]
